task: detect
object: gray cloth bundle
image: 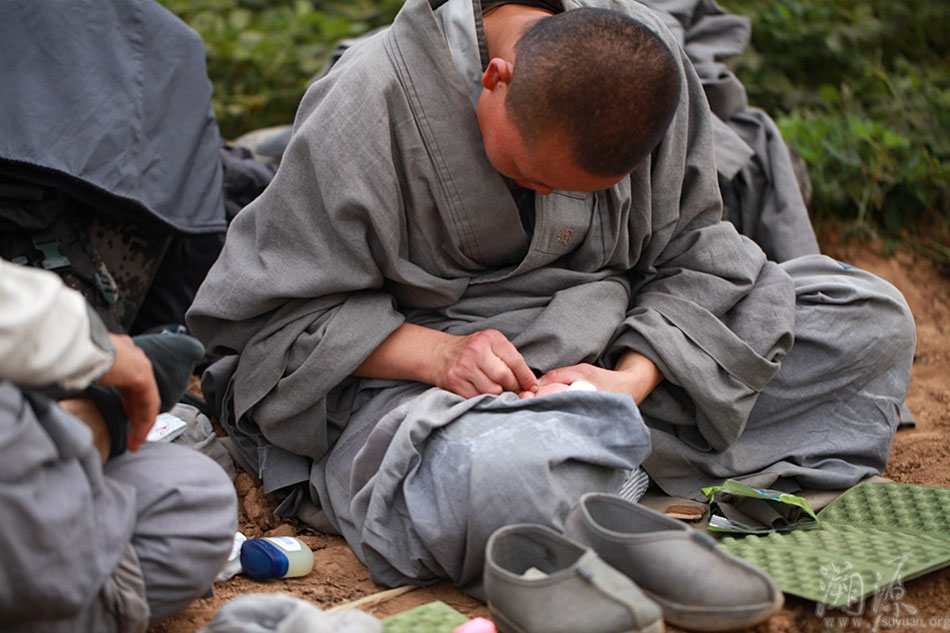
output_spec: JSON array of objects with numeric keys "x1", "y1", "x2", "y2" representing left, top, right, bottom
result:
[{"x1": 201, "y1": 594, "x2": 381, "y2": 633}]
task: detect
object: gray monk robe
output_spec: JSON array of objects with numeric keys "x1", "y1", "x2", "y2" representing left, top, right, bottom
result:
[
  {"x1": 188, "y1": 0, "x2": 914, "y2": 591},
  {"x1": 642, "y1": 0, "x2": 821, "y2": 262}
]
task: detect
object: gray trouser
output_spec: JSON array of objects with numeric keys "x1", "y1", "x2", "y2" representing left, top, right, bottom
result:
[
  {"x1": 8, "y1": 441, "x2": 236, "y2": 633},
  {"x1": 106, "y1": 442, "x2": 238, "y2": 629}
]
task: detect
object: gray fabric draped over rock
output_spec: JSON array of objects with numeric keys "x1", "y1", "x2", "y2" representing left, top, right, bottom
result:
[{"x1": 641, "y1": 0, "x2": 821, "y2": 261}]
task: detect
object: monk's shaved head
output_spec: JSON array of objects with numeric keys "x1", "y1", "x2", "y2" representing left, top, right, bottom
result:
[{"x1": 507, "y1": 8, "x2": 681, "y2": 177}]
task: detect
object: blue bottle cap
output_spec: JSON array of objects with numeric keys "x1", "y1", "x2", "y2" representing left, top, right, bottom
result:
[{"x1": 241, "y1": 539, "x2": 290, "y2": 579}]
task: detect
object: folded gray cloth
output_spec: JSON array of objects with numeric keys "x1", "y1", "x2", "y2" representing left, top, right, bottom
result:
[
  {"x1": 201, "y1": 593, "x2": 381, "y2": 633},
  {"x1": 168, "y1": 402, "x2": 237, "y2": 481}
]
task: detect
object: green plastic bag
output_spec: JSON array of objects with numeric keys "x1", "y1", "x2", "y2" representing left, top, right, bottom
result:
[{"x1": 702, "y1": 479, "x2": 819, "y2": 534}]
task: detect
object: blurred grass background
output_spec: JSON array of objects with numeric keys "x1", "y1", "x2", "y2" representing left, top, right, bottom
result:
[{"x1": 158, "y1": 0, "x2": 948, "y2": 260}]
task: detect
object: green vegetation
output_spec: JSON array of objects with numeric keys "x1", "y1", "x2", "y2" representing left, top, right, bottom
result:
[
  {"x1": 159, "y1": 0, "x2": 948, "y2": 256},
  {"x1": 157, "y1": 0, "x2": 402, "y2": 139},
  {"x1": 719, "y1": 0, "x2": 949, "y2": 257}
]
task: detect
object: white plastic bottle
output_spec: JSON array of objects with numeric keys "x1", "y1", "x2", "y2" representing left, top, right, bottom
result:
[{"x1": 240, "y1": 536, "x2": 315, "y2": 579}]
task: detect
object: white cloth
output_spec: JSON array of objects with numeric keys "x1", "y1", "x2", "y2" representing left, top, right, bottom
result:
[{"x1": 0, "y1": 259, "x2": 113, "y2": 390}]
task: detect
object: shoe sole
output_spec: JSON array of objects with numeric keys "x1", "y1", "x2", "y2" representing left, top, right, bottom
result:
[
  {"x1": 489, "y1": 606, "x2": 665, "y2": 633},
  {"x1": 644, "y1": 589, "x2": 784, "y2": 632}
]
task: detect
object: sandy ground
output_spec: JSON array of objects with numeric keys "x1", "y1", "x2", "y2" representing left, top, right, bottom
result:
[{"x1": 153, "y1": 228, "x2": 950, "y2": 633}]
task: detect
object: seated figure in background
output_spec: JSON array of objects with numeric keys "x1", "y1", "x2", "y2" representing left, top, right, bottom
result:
[{"x1": 0, "y1": 259, "x2": 237, "y2": 632}]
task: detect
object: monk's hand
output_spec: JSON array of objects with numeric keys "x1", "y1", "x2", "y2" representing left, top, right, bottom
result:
[
  {"x1": 97, "y1": 333, "x2": 161, "y2": 451},
  {"x1": 434, "y1": 329, "x2": 538, "y2": 399},
  {"x1": 533, "y1": 351, "x2": 662, "y2": 404}
]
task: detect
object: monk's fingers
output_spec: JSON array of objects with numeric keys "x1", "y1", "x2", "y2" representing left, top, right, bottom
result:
[
  {"x1": 454, "y1": 380, "x2": 485, "y2": 400},
  {"x1": 535, "y1": 382, "x2": 571, "y2": 397},
  {"x1": 539, "y1": 364, "x2": 599, "y2": 389},
  {"x1": 440, "y1": 367, "x2": 480, "y2": 398},
  {"x1": 443, "y1": 329, "x2": 535, "y2": 396},
  {"x1": 469, "y1": 372, "x2": 507, "y2": 396},
  {"x1": 445, "y1": 348, "x2": 510, "y2": 396},
  {"x1": 476, "y1": 352, "x2": 527, "y2": 394},
  {"x1": 441, "y1": 355, "x2": 505, "y2": 397},
  {"x1": 444, "y1": 354, "x2": 515, "y2": 396},
  {"x1": 487, "y1": 337, "x2": 537, "y2": 393},
  {"x1": 538, "y1": 365, "x2": 582, "y2": 385}
]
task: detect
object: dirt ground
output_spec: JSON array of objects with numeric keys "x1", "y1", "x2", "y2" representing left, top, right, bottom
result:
[{"x1": 154, "y1": 227, "x2": 950, "y2": 633}]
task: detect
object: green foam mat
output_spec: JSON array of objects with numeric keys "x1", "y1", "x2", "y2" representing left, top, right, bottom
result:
[
  {"x1": 382, "y1": 600, "x2": 469, "y2": 633},
  {"x1": 717, "y1": 483, "x2": 950, "y2": 607}
]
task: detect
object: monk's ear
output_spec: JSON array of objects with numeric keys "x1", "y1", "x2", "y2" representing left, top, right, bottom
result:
[{"x1": 481, "y1": 57, "x2": 515, "y2": 90}]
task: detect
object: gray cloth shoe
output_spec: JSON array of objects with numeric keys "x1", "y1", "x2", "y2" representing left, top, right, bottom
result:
[
  {"x1": 564, "y1": 493, "x2": 783, "y2": 632},
  {"x1": 484, "y1": 524, "x2": 664, "y2": 633}
]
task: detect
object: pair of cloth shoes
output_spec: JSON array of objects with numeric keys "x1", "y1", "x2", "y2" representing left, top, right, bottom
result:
[
  {"x1": 484, "y1": 492, "x2": 783, "y2": 633},
  {"x1": 484, "y1": 523, "x2": 664, "y2": 633}
]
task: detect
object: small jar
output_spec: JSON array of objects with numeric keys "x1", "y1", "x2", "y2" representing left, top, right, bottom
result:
[{"x1": 240, "y1": 536, "x2": 314, "y2": 579}]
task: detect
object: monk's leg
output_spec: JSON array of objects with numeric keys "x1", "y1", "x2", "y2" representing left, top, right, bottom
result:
[{"x1": 311, "y1": 385, "x2": 652, "y2": 595}]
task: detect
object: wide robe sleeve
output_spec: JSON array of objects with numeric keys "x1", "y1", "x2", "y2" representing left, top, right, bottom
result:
[
  {"x1": 0, "y1": 384, "x2": 137, "y2": 621},
  {"x1": 186, "y1": 41, "x2": 424, "y2": 463},
  {"x1": 601, "y1": 11, "x2": 796, "y2": 452}
]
